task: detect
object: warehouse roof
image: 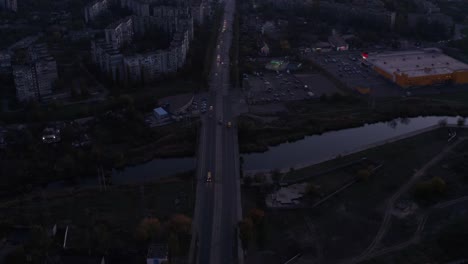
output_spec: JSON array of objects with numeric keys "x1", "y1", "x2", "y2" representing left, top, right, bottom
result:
[{"x1": 367, "y1": 48, "x2": 468, "y2": 77}]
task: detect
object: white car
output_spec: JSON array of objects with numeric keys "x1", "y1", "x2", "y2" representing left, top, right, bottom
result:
[{"x1": 207, "y1": 171, "x2": 212, "y2": 182}]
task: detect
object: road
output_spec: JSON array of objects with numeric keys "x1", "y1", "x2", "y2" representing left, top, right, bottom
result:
[{"x1": 191, "y1": 0, "x2": 242, "y2": 263}]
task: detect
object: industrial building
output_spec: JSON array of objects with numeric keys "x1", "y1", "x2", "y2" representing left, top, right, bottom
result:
[{"x1": 367, "y1": 49, "x2": 468, "y2": 88}]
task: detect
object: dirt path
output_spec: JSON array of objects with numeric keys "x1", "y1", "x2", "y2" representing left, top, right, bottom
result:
[
  {"x1": 357, "y1": 194, "x2": 468, "y2": 261},
  {"x1": 346, "y1": 137, "x2": 465, "y2": 264}
]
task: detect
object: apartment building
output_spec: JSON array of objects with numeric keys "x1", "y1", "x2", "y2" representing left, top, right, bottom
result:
[
  {"x1": 105, "y1": 16, "x2": 134, "y2": 49},
  {"x1": 91, "y1": 40, "x2": 124, "y2": 80},
  {"x1": 0, "y1": 52, "x2": 12, "y2": 73},
  {"x1": 84, "y1": 0, "x2": 111, "y2": 23},
  {"x1": 13, "y1": 44, "x2": 58, "y2": 102},
  {"x1": 13, "y1": 65, "x2": 38, "y2": 102},
  {"x1": 0, "y1": 0, "x2": 17, "y2": 12},
  {"x1": 91, "y1": 0, "x2": 193, "y2": 82}
]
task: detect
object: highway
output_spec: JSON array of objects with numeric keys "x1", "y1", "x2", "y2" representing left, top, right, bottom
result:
[{"x1": 191, "y1": 0, "x2": 242, "y2": 262}]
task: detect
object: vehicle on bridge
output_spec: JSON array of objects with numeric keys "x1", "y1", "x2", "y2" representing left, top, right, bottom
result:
[
  {"x1": 226, "y1": 121, "x2": 232, "y2": 128},
  {"x1": 207, "y1": 171, "x2": 212, "y2": 182}
]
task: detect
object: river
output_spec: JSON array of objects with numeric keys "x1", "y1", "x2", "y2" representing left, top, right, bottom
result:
[
  {"x1": 114, "y1": 116, "x2": 460, "y2": 182},
  {"x1": 242, "y1": 116, "x2": 460, "y2": 171}
]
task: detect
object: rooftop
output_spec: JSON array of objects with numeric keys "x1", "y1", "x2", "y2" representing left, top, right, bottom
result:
[
  {"x1": 368, "y1": 48, "x2": 468, "y2": 77},
  {"x1": 153, "y1": 107, "x2": 168, "y2": 116}
]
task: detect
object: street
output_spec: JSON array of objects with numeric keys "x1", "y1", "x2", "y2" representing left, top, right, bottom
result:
[{"x1": 191, "y1": 0, "x2": 242, "y2": 262}]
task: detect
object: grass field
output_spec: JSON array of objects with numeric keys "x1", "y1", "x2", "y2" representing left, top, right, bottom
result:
[
  {"x1": 242, "y1": 128, "x2": 468, "y2": 263},
  {"x1": 0, "y1": 176, "x2": 194, "y2": 251}
]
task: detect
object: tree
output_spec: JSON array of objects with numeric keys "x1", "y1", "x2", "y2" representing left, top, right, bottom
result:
[
  {"x1": 4, "y1": 247, "x2": 26, "y2": 264},
  {"x1": 238, "y1": 218, "x2": 253, "y2": 250},
  {"x1": 29, "y1": 225, "x2": 52, "y2": 260},
  {"x1": 413, "y1": 177, "x2": 447, "y2": 201},
  {"x1": 306, "y1": 182, "x2": 318, "y2": 196},
  {"x1": 244, "y1": 176, "x2": 252, "y2": 187},
  {"x1": 271, "y1": 169, "x2": 281, "y2": 183},
  {"x1": 457, "y1": 117, "x2": 465, "y2": 127},
  {"x1": 94, "y1": 224, "x2": 111, "y2": 252},
  {"x1": 319, "y1": 94, "x2": 328, "y2": 102},
  {"x1": 280, "y1": 40, "x2": 290, "y2": 53},
  {"x1": 437, "y1": 217, "x2": 468, "y2": 259},
  {"x1": 136, "y1": 217, "x2": 161, "y2": 242},
  {"x1": 254, "y1": 173, "x2": 266, "y2": 183},
  {"x1": 438, "y1": 119, "x2": 448, "y2": 128},
  {"x1": 168, "y1": 232, "x2": 180, "y2": 257},
  {"x1": 248, "y1": 208, "x2": 265, "y2": 226},
  {"x1": 357, "y1": 168, "x2": 372, "y2": 181},
  {"x1": 168, "y1": 214, "x2": 191, "y2": 235},
  {"x1": 55, "y1": 154, "x2": 77, "y2": 179}
]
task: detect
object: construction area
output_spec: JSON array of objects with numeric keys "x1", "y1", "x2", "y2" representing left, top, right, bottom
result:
[{"x1": 367, "y1": 48, "x2": 468, "y2": 88}]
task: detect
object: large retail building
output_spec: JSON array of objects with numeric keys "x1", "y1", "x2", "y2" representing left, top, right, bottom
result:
[{"x1": 366, "y1": 48, "x2": 468, "y2": 87}]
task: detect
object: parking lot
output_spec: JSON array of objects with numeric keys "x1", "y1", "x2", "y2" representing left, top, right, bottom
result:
[
  {"x1": 244, "y1": 72, "x2": 342, "y2": 105},
  {"x1": 308, "y1": 51, "x2": 404, "y2": 97}
]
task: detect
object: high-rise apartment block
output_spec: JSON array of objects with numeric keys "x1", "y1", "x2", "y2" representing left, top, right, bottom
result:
[
  {"x1": 0, "y1": 0, "x2": 17, "y2": 12},
  {"x1": 105, "y1": 16, "x2": 134, "y2": 49},
  {"x1": 84, "y1": 0, "x2": 110, "y2": 23},
  {"x1": 13, "y1": 44, "x2": 58, "y2": 102},
  {"x1": 91, "y1": 0, "x2": 194, "y2": 83},
  {"x1": 13, "y1": 65, "x2": 38, "y2": 102}
]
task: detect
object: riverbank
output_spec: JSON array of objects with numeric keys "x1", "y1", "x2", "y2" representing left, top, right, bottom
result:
[
  {"x1": 238, "y1": 92, "x2": 468, "y2": 153},
  {"x1": 280, "y1": 127, "x2": 468, "y2": 183}
]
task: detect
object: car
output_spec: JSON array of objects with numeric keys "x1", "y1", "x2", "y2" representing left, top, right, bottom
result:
[
  {"x1": 226, "y1": 121, "x2": 232, "y2": 128},
  {"x1": 207, "y1": 171, "x2": 212, "y2": 182},
  {"x1": 209, "y1": 105, "x2": 213, "y2": 111},
  {"x1": 218, "y1": 118, "x2": 223, "y2": 125}
]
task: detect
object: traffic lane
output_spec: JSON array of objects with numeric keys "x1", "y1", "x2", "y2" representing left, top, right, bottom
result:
[
  {"x1": 220, "y1": 97, "x2": 238, "y2": 264},
  {"x1": 197, "y1": 94, "x2": 217, "y2": 264},
  {"x1": 197, "y1": 180, "x2": 214, "y2": 264}
]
